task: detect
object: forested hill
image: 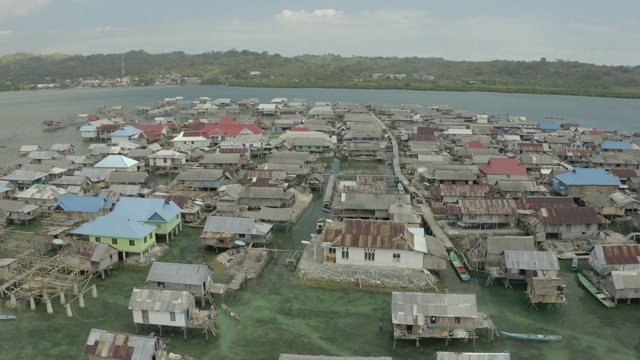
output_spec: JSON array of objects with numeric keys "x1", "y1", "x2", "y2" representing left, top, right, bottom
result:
[{"x1": 1, "y1": 50, "x2": 640, "y2": 98}]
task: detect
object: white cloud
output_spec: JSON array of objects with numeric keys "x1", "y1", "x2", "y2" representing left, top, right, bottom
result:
[
  {"x1": 275, "y1": 9, "x2": 345, "y2": 25},
  {"x1": 0, "y1": 30, "x2": 13, "y2": 36},
  {"x1": 0, "y1": 0, "x2": 51, "y2": 19},
  {"x1": 94, "y1": 26, "x2": 129, "y2": 32}
]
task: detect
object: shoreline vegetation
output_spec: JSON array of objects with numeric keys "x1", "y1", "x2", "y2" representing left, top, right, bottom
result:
[{"x1": 2, "y1": 50, "x2": 640, "y2": 99}]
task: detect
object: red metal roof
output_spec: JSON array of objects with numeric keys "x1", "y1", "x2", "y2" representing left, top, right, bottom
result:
[
  {"x1": 479, "y1": 158, "x2": 527, "y2": 176},
  {"x1": 201, "y1": 118, "x2": 264, "y2": 137},
  {"x1": 289, "y1": 127, "x2": 311, "y2": 132},
  {"x1": 137, "y1": 130, "x2": 163, "y2": 142},
  {"x1": 464, "y1": 140, "x2": 487, "y2": 149}
]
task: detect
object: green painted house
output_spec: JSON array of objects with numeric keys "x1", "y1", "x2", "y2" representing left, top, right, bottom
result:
[
  {"x1": 71, "y1": 215, "x2": 157, "y2": 256},
  {"x1": 109, "y1": 197, "x2": 183, "y2": 240}
]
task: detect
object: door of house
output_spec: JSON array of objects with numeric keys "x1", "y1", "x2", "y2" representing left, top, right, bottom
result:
[{"x1": 142, "y1": 310, "x2": 149, "y2": 324}]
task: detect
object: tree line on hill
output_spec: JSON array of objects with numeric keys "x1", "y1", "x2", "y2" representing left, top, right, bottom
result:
[{"x1": 1, "y1": 49, "x2": 639, "y2": 98}]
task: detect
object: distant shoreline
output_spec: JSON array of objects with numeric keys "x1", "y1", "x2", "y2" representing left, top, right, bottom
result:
[{"x1": 6, "y1": 82, "x2": 638, "y2": 100}]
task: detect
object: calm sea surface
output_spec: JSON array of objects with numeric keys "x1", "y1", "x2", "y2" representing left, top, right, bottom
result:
[{"x1": 0, "y1": 86, "x2": 640, "y2": 360}]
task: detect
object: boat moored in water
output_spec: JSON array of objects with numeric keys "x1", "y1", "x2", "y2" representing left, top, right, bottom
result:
[
  {"x1": 500, "y1": 331, "x2": 562, "y2": 342},
  {"x1": 449, "y1": 251, "x2": 471, "y2": 281},
  {"x1": 577, "y1": 273, "x2": 616, "y2": 308}
]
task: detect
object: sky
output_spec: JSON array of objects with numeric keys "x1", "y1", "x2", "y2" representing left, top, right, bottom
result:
[{"x1": 1, "y1": 0, "x2": 640, "y2": 66}]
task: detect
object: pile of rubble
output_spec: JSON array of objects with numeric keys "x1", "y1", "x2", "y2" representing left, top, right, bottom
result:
[{"x1": 216, "y1": 249, "x2": 269, "y2": 279}]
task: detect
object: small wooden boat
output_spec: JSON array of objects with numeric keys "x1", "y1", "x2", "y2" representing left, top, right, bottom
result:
[
  {"x1": 500, "y1": 331, "x2": 562, "y2": 342},
  {"x1": 571, "y1": 256, "x2": 579, "y2": 271},
  {"x1": 449, "y1": 251, "x2": 470, "y2": 281},
  {"x1": 577, "y1": 273, "x2": 616, "y2": 308},
  {"x1": 221, "y1": 303, "x2": 240, "y2": 321},
  {"x1": 320, "y1": 207, "x2": 331, "y2": 213},
  {"x1": 0, "y1": 314, "x2": 16, "y2": 320}
]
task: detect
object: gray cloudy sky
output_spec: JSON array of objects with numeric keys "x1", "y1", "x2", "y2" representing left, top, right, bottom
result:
[{"x1": 1, "y1": 0, "x2": 639, "y2": 65}]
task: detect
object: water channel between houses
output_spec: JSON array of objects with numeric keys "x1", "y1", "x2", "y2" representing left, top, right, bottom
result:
[{"x1": 1, "y1": 86, "x2": 640, "y2": 359}]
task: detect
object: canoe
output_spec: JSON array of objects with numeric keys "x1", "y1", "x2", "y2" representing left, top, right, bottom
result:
[
  {"x1": 571, "y1": 256, "x2": 579, "y2": 271},
  {"x1": 449, "y1": 251, "x2": 471, "y2": 281},
  {"x1": 577, "y1": 273, "x2": 616, "y2": 308},
  {"x1": 221, "y1": 303, "x2": 240, "y2": 321},
  {"x1": 0, "y1": 314, "x2": 16, "y2": 320},
  {"x1": 500, "y1": 331, "x2": 562, "y2": 342}
]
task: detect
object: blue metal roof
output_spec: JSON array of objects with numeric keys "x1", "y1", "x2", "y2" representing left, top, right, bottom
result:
[
  {"x1": 554, "y1": 168, "x2": 622, "y2": 186},
  {"x1": 79, "y1": 124, "x2": 97, "y2": 131},
  {"x1": 71, "y1": 215, "x2": 156, "y2": 238},
  {"x1": 110, "y1": 197, "x2": 181, "y2": 223},
  {"x1": 601, "y1": 141, "x2": 632, "y2": 150},
  {"x1": 0, "y1": 186, "x2": 11, "y2": 193},
  {"x1": 538, "y1": 123, "x2": 562, "y2": 130},
  {"x1": 55, "y1": 195, "x2": 108, "y2": 213},
  {"x1": 94, "y1": 155, "x2": 139, "y2": 169},
  {"x1": 110, "y1": 125, "x2": 142, "y2": 137}
]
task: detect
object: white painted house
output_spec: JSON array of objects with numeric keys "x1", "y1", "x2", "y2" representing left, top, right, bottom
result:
[
  {"x1": 171, "y1": 131, "x2": 210, "y2": 148},
  {"x1": 128, "y1": 288, "x2": 195, "y2": 329},
  {"x1": 147, "y1": 150, "x2": 187, "y2": 172},
  {"x1": 321, "y1": 219, "x2": 447, "y2": 271}
]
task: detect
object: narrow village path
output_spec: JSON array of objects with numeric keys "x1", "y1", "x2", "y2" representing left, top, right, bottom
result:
[{"x1": 373, "y1": 114, "x2": 455, "y2": 249}]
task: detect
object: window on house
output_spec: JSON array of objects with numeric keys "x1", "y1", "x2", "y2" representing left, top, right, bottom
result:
[
  {"x1": 95, "y1": 237, "x2": 101, "y2": 243},
  {"x1": 329, "y1": 248, "x2": 336, "y2": 254},
  {"x1": 170, "y1": 312, "x2": 176, "y2": 321},
  {"x1": 566, "y1": 224, "x2": 572, "y2": 230},
  {"x1": 455, "y1": 317, "x2": 461, "y2": 324},
  {"x1": 468, "y1": 214, "x2": 477, "y2": 219},
  {"x1": 129, "y1": 240, "x2": 135, "y2": 247},
  {"x1": 586, "y1": 224, "x2": 591, "y2": 230},
  {"x1": 144, "y1": 237, "x2": 147, "y2": 243},
  {"x1": 364, "y1": 248, "x2": 375, "y2": 261},
  {"x1": 341, "y1": 247, "x2": 349, "y2": 260},
  {"x1": 111, "y1": 238, "x2": 117, "y2": 245},
  {"x1": 393, "y1": 253, "x2": 401, "y2": 263},
  {"x1": 239, "y1": 233, "x2": 246, "y2": 238}
]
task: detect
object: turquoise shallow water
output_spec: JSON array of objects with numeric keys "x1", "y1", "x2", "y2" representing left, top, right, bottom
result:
[{"x1": 1, "y1": 86, "x2": 640, "y2": 359}]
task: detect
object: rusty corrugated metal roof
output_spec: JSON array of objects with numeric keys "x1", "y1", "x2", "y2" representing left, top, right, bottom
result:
[
  {"x1": 431, "y1": 184, "x2": 494, "y2": 198},
  {"x1": 323, "y1": 219, "x2": 411, "y2": 250},
  {"x1": 602, "y1": 244, "x2": 640, "y2": 265},
  {"x1": 457, "y1": 199, "x2": 518, "y2": 215},
  {"x1": 540, "y1": 206, "x2": 600, "y2": 225},
  {"x1": 84, "y1": 328, "x2": 160, "y2": 360},
  {"x1": 517, "y1": 196, "x2": 576, "y2": 210}
]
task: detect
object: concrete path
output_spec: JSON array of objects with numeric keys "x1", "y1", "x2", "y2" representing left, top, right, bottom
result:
[{"x1": 374, "y1": 114, "x2": 455, "y2": 249}]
